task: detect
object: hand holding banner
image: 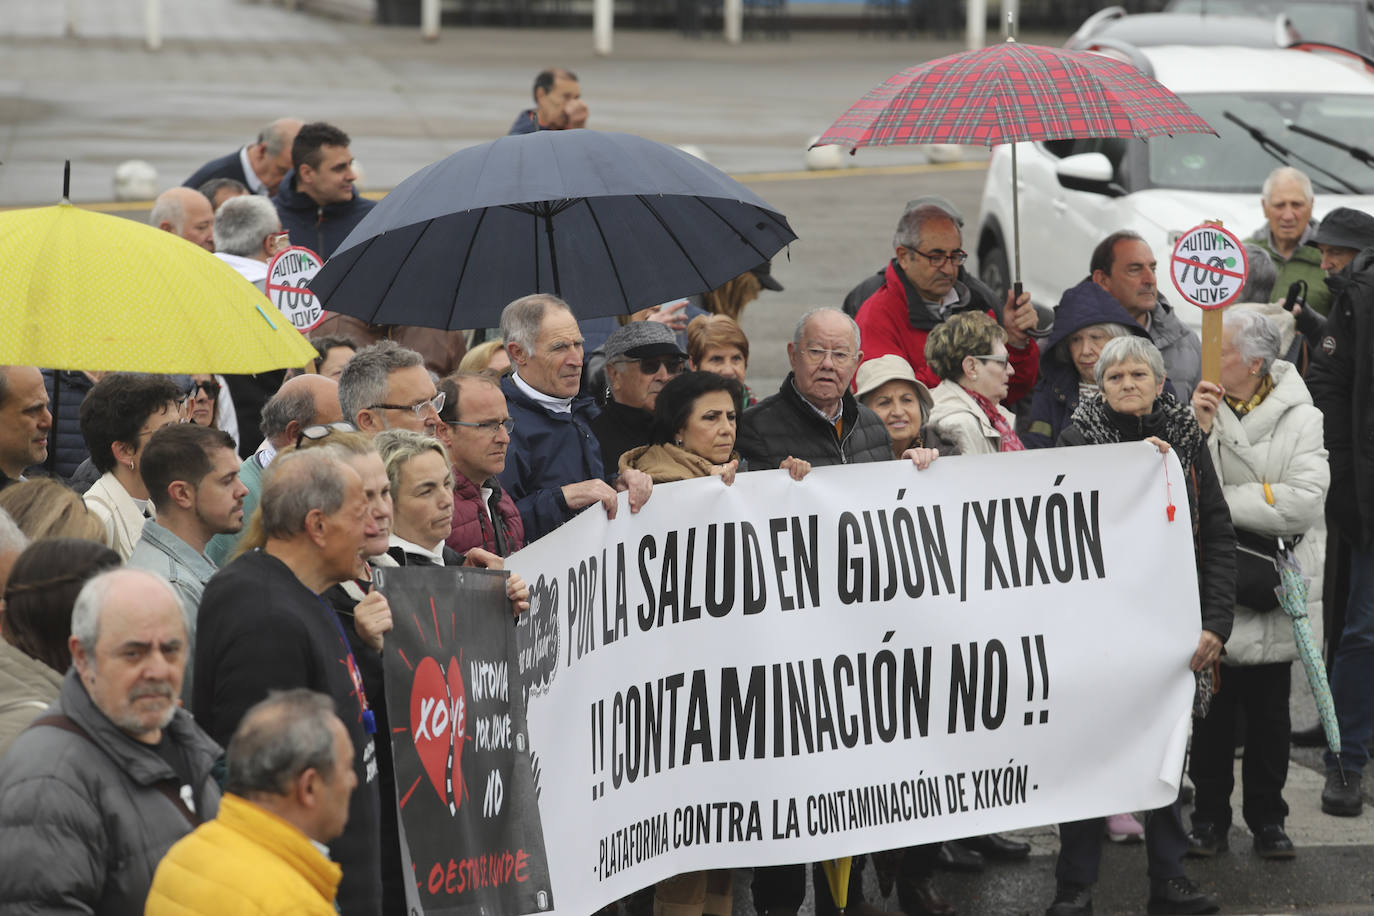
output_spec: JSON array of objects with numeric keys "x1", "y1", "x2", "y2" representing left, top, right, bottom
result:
[{"x1": 506, "y1": 444, "x2": 1202, "y2": 915}]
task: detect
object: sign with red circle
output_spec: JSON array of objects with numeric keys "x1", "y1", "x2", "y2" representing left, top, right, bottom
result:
[
  {"x1": 1169, "y1": 224, "x2": 1249, "y2": 310},
  {"x1": 265, "y1": 245, "x2": 326, "y2": 332}
]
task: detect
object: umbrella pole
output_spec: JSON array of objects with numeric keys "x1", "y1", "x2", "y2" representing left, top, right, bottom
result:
[
  {"x1": 543, "y1": 211, "x2": 562, "y2": 298},
  {"x1": 1011, "y1": 142, "x2": 1022, "y2": 299}
]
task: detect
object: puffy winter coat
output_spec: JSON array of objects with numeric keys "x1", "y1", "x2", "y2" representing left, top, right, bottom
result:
[
  {"x1": 1207, "y1": 360, "x2": 1329, "y2": 665},
  {"x1": 0, "y1": 640, "x2": 61, "y2": 760},
  {"x1": 145, "y1": 794, "x2": 342, "y2": 916},
  {"x1": 736, "y1": 374, "x2": 891, "y2": 469},
  {"x1": 0, "y1": 670, "x2": 222, "y2": 915},
  {"x1": 855, "y1": 260, "x2": 1039, "y2": 404},
  {"x1": 446, "y1": 472, "x2": 525, "y2": 557},
  {"x1": 40, "y1": 370, "x2": 94, "y2": 480}
]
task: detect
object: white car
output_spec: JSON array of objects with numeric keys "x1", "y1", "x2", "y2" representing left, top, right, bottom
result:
[{"x1": 972, "y1": 44, "x2": 1374, "y2": 330}]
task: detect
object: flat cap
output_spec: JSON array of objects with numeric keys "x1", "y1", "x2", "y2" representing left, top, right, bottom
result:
[{"x1": 603, "y1": 320, "x2": 687, "y2": 363}]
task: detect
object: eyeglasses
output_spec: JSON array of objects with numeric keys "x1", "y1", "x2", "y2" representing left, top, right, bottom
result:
[
  {"x1": 186, "y1": 379, "x2": 221, "y2": 399},
  {"x1": 909, "y1": 247, "x2": 969, "y2": 268},
  {"x1": 296, "y1": 421, "x2": 355, "y2": 448},
  {"x1": 616, "y1": 356, "x2": 685, "y2": 375},
  {"x1": 800, "y1": 347, "x2": 857, "y2": 367},
  {"x1": 266, "y1": 230, "x2": 290, "y2": 254},
  {"x1": 449, "y1": 417, "x2": 516, "y2": 436},
  {"x1": 368, "y1": 392, "x2": 445, "y2": 420},
  {"x1": 973, "y1": 354, "x2": 1010, "y2": 367}
]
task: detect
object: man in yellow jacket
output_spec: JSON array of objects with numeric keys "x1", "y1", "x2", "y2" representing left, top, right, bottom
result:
[{"x1": 146, "y1": 689, "x2": 356, "y2": 915}]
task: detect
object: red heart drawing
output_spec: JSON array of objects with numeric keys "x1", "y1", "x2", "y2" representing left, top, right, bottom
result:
[{"x1": 409, "y1": 655, "x2": 467, "y2": 815}]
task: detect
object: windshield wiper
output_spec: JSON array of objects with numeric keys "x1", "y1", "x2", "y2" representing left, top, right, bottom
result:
[
  {"x1": 1223, "y1": 110, "x2": 1360, "y2": 194},
  {"x1": 1283, "y1": 119, "x2": 1374, "y2": 169}
]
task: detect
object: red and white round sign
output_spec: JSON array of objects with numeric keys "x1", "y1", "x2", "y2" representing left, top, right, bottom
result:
[
  {"x1": 1169, "y1": 224, "x2": 1249, "y2": 311},
  {"x1": 266, "y1": 245, "x2": 326, "y2": 333}
]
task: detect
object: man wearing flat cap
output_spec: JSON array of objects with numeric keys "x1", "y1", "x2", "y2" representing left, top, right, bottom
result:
[
  {"x1": 1307, "y1": 205, "x2": 1374, "y2": 819},
  {"x1": 590, "y1": 322, "x2": 686, "y2": 469}
]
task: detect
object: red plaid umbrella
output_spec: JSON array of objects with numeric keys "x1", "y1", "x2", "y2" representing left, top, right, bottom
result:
[{"x1": 815, "y1": 40, "x2": 1215, "y2": 293}]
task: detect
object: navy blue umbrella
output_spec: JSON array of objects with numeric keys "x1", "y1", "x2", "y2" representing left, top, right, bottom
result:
[{"x1": 309, "y1": 130, "x2": 797, "y2": 329}]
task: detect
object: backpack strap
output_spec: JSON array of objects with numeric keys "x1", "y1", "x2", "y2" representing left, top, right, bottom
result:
[{"x1": 29, "y1": 714, "x2": 201, "y2": 827}]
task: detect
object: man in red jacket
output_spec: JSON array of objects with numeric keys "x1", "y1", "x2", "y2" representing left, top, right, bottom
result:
[
  {"x1": 855, "y1": 204, "x2": 1039, "y2": 404},
  {"x1": 436, "y1": 373, "x2": 525, "y2": 557}
]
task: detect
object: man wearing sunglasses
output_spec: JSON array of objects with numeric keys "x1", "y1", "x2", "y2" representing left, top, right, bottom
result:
[
  {"x1": 590, "y1": 322, "x2": 687, "y2": 471},
  {"x1": 854, "y1": 203, "x2": 1040, "y2": 406}
]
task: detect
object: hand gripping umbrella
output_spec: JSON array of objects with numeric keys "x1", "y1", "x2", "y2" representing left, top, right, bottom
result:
[
  {"x1": 1275, "y1": 550, "x2": 1346, "y2": 780},
  {"x1": 814, "y1": 39, "x2": 1215, "y2": 296},
  {"x1": 310, "y1": 130, "x2": 797, "y2": 329}
]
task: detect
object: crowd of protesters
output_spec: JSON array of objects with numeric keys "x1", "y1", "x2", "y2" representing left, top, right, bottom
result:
[{"x1": 0, "y1": 71, "x2": 1367, "y2": 916}]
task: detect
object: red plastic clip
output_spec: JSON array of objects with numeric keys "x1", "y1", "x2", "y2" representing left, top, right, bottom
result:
[{"x1": 1163, "y1": 450, "x2": 1177, "y2": 522}]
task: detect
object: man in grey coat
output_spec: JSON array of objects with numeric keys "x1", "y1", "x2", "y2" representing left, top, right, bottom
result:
[
  {"x1": 1090, "y1": 230, "x2": 1203, "y2": 398},
  {"x1": 0, "y1": 567, "x2": 222, "y2": 915}
]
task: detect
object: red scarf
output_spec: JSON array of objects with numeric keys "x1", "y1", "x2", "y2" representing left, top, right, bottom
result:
[{"x1": 966, "y1": 388, "x2": 1024, "y2": 452}]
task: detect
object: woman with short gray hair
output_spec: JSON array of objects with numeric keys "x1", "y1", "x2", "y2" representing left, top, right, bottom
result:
[
  {"x1": 1049, "y1": 336, "x2": 1235, "y2": 915},
  {"x1": 1186, "y1": 309, "x2": 1329, "y2": 857}
]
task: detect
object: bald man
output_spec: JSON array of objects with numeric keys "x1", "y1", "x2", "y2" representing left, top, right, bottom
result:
[
  {"x1": 151, "y1": 186, "x2": 215, "y2": 252},
  {"x1": 204, "y1": 374, "x2": 343, "y2": 567},
  {"x1": 184, "y1": 118, "x2": 304, "y2": 198}
]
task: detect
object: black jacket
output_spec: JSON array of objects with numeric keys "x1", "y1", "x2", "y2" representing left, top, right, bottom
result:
[
  {"x1": 736, "y1": 373, "x2": 892, "y2": 470},
  {"x1": 590, "y1": 399, "x2": 655, "y2": 472},
  {"x1": 40, "y1": 370, "x2": 94, "y2": 480},
  {"x1": 1307, "y1": 249, "x2": 1374, "y2": 546},
  {"x1": 272, "y1": 171, "x2": 377, "y2": 259},
  {"x1": 194, "y1": 550, "x2": 383, "y2": 916},
  {"x1": 182, "y1": 149, "x2": 250, "y2": 190},
  {"x1": 1059, "y1": 393, "x2": 1236, "y2": 641}
]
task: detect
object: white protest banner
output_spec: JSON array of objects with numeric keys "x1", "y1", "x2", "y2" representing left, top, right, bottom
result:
[
  {"x1": 506, "y1": 443, "x2": 1200, "y2": 916},
  {"x1": 266, "y1": 245, "x2": 326, "y2": 332},
  {"x1": 1170, "y1": 223, "x2": 1248, "y2": 310}
]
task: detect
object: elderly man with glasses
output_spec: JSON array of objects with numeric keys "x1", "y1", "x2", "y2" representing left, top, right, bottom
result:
[{"x1": 855, "y1": 203, "x2": 1039, "y2": 405}]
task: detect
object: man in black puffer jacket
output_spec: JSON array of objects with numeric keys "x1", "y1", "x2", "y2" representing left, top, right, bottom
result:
[{"x1": 737, "y1": 308, "x2": 890, "y2": 470}]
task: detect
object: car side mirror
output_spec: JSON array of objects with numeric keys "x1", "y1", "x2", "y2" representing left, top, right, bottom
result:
[{"x1": 1055, "y1": 152, "x2": 1125, "y2": 197}]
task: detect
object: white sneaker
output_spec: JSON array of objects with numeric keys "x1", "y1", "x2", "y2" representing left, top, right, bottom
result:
[{"x1": 1106, "y1": 812, "x2": 1144, "y2": 843}]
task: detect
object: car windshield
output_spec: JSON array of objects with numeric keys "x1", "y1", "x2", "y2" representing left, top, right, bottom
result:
[
  {"x1": 1147, "y1": 92, "x2": 1374, "y2": 193},
  {"x1": 1168, "y1": 0, "x2": 1365, "y2": 48}
]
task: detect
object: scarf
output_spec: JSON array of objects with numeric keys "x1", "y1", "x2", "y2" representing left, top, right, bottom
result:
[
  {"x1": 620, "y1": 443, "x2": 737, "y2": 483},
  {"x1": 1224, "y1": 373, "x2": 1274, "y2": 417},
  {"x1": 966, "y1": 388, "x2": 1024, "y2": 452},
  {"x1": 1068, "y1": 389, "x2": 1205, "y2": 470}
]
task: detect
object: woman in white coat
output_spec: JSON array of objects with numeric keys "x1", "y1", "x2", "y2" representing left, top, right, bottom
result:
[
  {"x1": 1188, "y1": 309, "x2": 1329, "y2": 860},
  {"x1": 923, "y1": 311, "x2": 1024, "y2": 455}
]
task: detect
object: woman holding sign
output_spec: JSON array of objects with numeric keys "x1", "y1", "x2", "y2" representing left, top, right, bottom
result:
[
  {"x1": 1187, "y1": 310, "x2": 1328, "y2": 858},
  {"x1": 1047, "y1": 336, "x2": 1235, "y2": 916}
]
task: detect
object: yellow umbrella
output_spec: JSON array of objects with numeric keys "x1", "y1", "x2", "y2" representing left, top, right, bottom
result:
[
  {"x1": 820, "y1": 857, "x2": 852, "y2": 913},
  {"x1": 0, "y1": 200, "x2": 318, "y2": 373}
]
